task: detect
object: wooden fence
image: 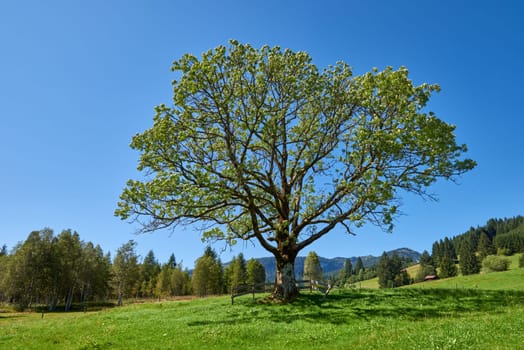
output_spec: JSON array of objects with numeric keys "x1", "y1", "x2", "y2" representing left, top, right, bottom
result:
[{"x1": 231, "y1": 280, "x2": 332, "y2": 304}]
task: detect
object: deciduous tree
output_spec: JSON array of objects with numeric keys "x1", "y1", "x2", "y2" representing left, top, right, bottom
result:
[
  {"x1": 246, "y1": 258, "x2": 266, "y2": 286},
  {"x1": 112, "y1": 240, "x2": 139, "y2": 306},
  {"x1": 303, "y1": 251, "x2": 323, "y2": 282},
  {"x1": 116, "y1": 41, "x2": 475, "y2": 300},
  {"x1": 192, "y1": 247, "x2": 223, "y2": 297}
]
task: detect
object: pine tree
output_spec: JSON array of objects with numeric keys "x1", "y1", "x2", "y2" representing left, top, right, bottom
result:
[
  {"x1": 354, "y1": 257, "x2": 364, "y2": 277},
  {"x1": 459, "y1": 236, "x2": 480, "y2": 275},
  {"x1": 0, "y1": 244, "x2": 7, "y2": 256},
  {"x1": 338, "y1": 258, "x2": 353, "y2": 285},
  {"x1": 477, "y1": 232, "x2": 495, "y2": 260},
  {"x1": 439, "y1": 254, "x2": 457, "y2": 278},
  {"x1": 377, "y1": 252, "x2": 394, "y2": 288},
  {"x1": 431, "y1": 241, "x2": 441, "y2": 265},
  {"x1": 416, "y1": 250, "x2": 436, "y2": 282}
]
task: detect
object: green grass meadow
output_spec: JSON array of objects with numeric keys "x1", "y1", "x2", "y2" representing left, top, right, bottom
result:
[
  {"x1": 2, "y1": 255, "x2": 524, "y2": 349},
  {"x1": 2, "y1": 287, "x2": 524, "y2": 350}
]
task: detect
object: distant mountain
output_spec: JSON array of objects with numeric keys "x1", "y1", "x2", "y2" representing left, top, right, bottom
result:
[{"x1": 255, "y1": 248, "x2": 421, "y2": 282}]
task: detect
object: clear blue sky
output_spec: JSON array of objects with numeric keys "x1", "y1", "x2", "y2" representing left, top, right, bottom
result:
[{"x1": 1, "y1": 1, "x2": 523, "y2": 268}]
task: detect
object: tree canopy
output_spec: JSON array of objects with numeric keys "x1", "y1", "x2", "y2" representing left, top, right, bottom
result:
[{"x1": 116, "y1": 40, "x2": 475, "y2": 300}]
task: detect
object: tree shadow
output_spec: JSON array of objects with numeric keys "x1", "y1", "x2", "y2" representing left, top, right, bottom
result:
[{"x1": 187, "y1": 288, "x2": 524, "y2": 327}]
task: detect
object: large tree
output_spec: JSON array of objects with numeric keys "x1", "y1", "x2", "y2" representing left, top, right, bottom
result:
[{"x1": 116, "y1": 41, "x2": 475, "y2": 300}]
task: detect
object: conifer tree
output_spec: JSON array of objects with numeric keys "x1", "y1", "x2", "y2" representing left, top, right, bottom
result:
[
  {"x1": 354, "y1": 257, "x2": 364, "y2": 277},
  {"x1": 477, "y1": 232, "x2": 495, "y2": 260},
  {"x1": 439, "y1": 254, "x2": 457, "y2": 278},
  {"x1": 459, "y1": 236, "x2": 480, "y2": 275},
  {"x1": 377, "y1": 252, "x2": 394, "y2": 288},
  {"x1": 416, "y1": 250, "x2": 436, "y2": 282},
  {"x1": 338, "y1": 258, "x2": 353, "y2": 285}
]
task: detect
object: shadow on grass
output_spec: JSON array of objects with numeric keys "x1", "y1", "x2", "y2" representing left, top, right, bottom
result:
[{"x1": 187, "y1": 288, "x2": 524, "y2": 327}]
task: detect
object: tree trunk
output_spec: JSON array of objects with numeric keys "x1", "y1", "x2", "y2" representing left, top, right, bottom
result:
[
  {"x1": 272, "y1": 254, "x2": 299, "y2": 301},
  {"x1": 65, "y1": 286, "x2": 74, "y2": 311},
  {"x1": 117, "y1": 282, "x2": 124, "y2": 306}
]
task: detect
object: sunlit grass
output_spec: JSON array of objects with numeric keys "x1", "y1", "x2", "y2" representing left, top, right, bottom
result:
[{"x1": 2, "y1": 287, "x2": 524, "y2": 349}]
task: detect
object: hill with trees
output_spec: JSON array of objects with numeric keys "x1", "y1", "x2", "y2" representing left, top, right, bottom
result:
[
  {"x1": 429, "y1": 216, "x2": 524, "y2": 281},
  {"x1": 255, "y1": 248, "x2": 421, "y2": 282}
]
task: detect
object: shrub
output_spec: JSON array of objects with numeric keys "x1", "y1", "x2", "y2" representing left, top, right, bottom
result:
[
  {"x1": 519, "y1": 254, "x2": 524, "y2": 268},
  {"x1": 497, "y1": 248, "x2": 512, "y2": 256},
  {"x1": 482, "y1": 255, "x2": 511, "y2": 273}
]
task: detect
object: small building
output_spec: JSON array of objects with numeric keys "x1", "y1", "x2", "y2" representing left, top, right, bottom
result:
[{"x1": 424, "y1": 275, "x2": 439, "y2": 281}]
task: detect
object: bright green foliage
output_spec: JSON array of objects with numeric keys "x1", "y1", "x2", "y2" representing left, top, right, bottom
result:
[
  {"x1": 481, "y1": 255, "x2": 511, "y2": 273},
  {"x1": 112, "y1": 240, "x2": 140, "y2": 306},
  {"x1": 246, "y1": 258, "x2": 266, "y2": 285},
  {"x1": 116, "y1": 40, "x2": 474, "y2": 298},
  {"x1": 155, "y1": 256, "x2": 191, "y2": 297},
  {"x1": 80, "y1": 242, "x2": 111, "y2": 302},
  {"x1": 226, "y1": 253, "x2": 247, "y2": 289},
  {"x1": 0, "y1": 251, "x2": 8, "y2": 302},
  {"x1": 139, "y1": 250, "x2": 161, "y2": 297},
  {"x1": 520, "y1": 254, "x2": 524, "y2": 268},
  {"x1": 303, "y1": 251, "x2": 323, "y2": 281},
  {"x1": 192, "y1": 247, "x2": 224, "y2": 297},
  {"x1": 2, "y1": 229, "x2": 111, "y2": 311}
]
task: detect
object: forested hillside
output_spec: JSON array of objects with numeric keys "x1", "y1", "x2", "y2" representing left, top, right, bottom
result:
[
  {"x1": 256, "y1": 248, "x2": 421, "y2": 282},
  {"x1": 427, "y1": 216, "x2": 524, "y2": 281}
]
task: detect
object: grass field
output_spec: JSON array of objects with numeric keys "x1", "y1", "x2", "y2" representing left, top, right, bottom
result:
[
  {"x1": 2, "y1": 286, "x2": 524, "y2": 350},
  {"x1": 2, "y1": 255, "x2": 523, "y2": 349}
]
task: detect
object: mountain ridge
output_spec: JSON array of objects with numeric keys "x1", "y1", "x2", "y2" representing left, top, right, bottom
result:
[{"x1": 254, "y1": 247, "x2": 421, "y2": 282}]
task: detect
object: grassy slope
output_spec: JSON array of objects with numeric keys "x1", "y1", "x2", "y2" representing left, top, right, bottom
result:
[
  {"x1": 360, "y1": 254, "x2": 523, "y2": 290},
  {"x1": 2, "y1": 287, "x2": 524, "y2": 350},
  {"x1": 409, "y1": 254, "x2": 524, "y2": 290}
]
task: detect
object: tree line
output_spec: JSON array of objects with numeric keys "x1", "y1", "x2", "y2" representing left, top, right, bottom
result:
[
  {"x1": 374, "y1": 216, "x2": 524, "y2": 288},
  {"x1": 0, "y1": 229, "x2": 266, "y2": 311},
  {"x1": 426, "y1": 216, "x2": 524, "y2": 281}
]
